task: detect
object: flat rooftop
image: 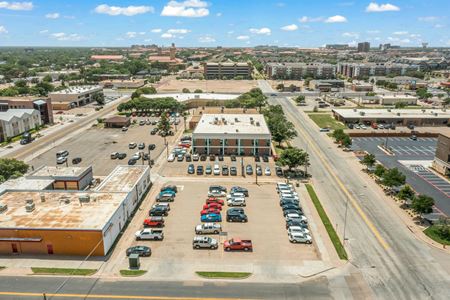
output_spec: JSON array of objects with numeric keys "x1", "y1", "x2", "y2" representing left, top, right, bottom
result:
[
  {"x1": 0, "y1": 177, "x2": 54, "y2": 196},
  {"x1": 379, "y1": 94, "x2": 417, "y2": 99},
  {"x1": 193, "y1": 114, "x2": 271, "y2": 136},
  {"x1": 49, "y1": 86, "x2": 102, "y2": 95},
  {"x1": 29, "y1": 166, "x2": 92, "y2": 179},
  {"x1": 143, "y1": 93, "x2": 239, "y2": 103},
  {"x1": 333, "y1": 108, "x2": 450, "y2": 119},
  {"x1": 0, "y1": 191, "x2": 126, "y2": 230},
  {"x1": 95, "y1": 165, "x2": 148, "y2": 193}
]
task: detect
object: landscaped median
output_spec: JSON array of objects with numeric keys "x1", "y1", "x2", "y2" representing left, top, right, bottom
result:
[
  {"x1": 31, "y1": 267, "x2": 97, "y2": 276},
  {"x1": 305, "y1": 184, "x2": 348, "y2": 260},
  {"x1": 119, "y1": 270, "x2": 147, "y2": 277},
  {"x1": 196, "y1": 271, "x2": 252, "y2": 279}
]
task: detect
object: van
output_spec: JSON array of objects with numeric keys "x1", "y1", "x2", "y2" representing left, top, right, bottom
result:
[{"x1": 213, "y1": 164, "x2": 220, "y2": 175}]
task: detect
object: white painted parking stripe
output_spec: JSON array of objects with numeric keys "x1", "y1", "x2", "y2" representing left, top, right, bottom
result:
[
  {"x1": 412, "y1": 146, "x2": 432, "y2": 155},
  {"x1": 404, "y1": 146, "x2": 420, "y2": 155}
]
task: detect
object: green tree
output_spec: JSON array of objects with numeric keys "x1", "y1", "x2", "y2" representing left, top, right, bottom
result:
[
  {"x1": 270, "y1": 115, "x2": 297, "y2": 146},
  {"x1": 361, "y1": 153, "x2": 376, "y2": 168},
  {"x1": 374, "y1": 164, "x2": 386, "y2": 177},
  {"x1": 42, "y1": 74, "x2": 53, "y2": 82},
  {"x1": 92, "y1": 92, "x2": 105, "y2": 105},
  {"x1": 194, "y1": 89, "x2": 203, "y2": 93},
  {"x1": 157, "y1": 113, "x2": 171, "y2": 134},
  {"x1": 394, "y1": 102, "x2": 407, "y2": 109},
  {"x1": 436, "y1": 217, "x2": 450, "y2": 241},
  {"x1": 276, "y1": 83, "x2": 284, "y2": 91},
  {"x1": 341, "y1": 135, "x2": 352, "y2": 147},
  {"x1": 278, "y1": 147, "x2": 309, "y2": 171},
  {"x1": 398, "y1": 185, "x2": 415, "y2": 201},
  {"x1": 411, "y1": 195, "x2": 434, "y2": 217},
  {"x1": 131, "y1": 86, "x2": 157, "y2": 99},
  {"x1": 332, "y1": 129, "x2": 346, "y2": 143},
  {"x1": 182, "y1": 88, "x2": 190, "y2": 93},
  {"x1": 443, "y1": 97, "x2": 450, "y2": 108},
  {"x1": 0, "y1": 158, "x2": 29, "y2": 183},
  {"x1": 382, "y1": 168, "x2": 406, "y2": 187},
  {"x1": 294, "y1": 95, "x2": 305, "y2": 105}
]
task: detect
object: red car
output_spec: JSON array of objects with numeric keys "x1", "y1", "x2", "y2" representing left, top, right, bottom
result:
[
  {"x1": 200, "y1": 208, "x2": 221, "y2": 215},
  {"x1": 206, "y1": 197, "x2": 224, "y2": 205},
  {"x1": 223, "y1": 238, "x2": 253, "y2": 252},
  {"x1": 143, "y1": 216, "x2": 165, "y2": 228},
  {"x1": 178, "y1": 143, "x2": 191, "y2": 148},
  {"x1": 203, "y1": 203, "x2": 222, "y2": 210}
]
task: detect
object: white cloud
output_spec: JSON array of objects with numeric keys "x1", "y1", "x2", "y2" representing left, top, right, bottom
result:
[
  {"x1": 434, "y1": 24, "x2": 444, "y2": 28},
  {"x1": 387, "y1": 36, "x2": 411, "y2": 44},
  {"x1": 51, "y1": 32, "x2": 83, "y2": 41},
  {"x1": 198, "y1": 35, "x2": 215, "y2": 43},
  {"x1": 342, "y1": 32, "x2": 359, "y2": 38},
  {"x1": 249, "y1": 27, "x2": 271, "y2": 35},
  {"x1": 216, "y1": 12, "x2": 222, "y2": 17},
  {"x1": 161, "y1": 33, "x2": 174, "y2": 39},
  {"x1": 366, "y1": 2, "x2": 400, "y2": 12},
  {"x1": 299, "y1": 16, "x2": 324, "y2": 23},
  {"x1": 393, "y1": 31, "x2": 408, "y2": 35},
  {"x1": 126, "y1": 31, "x2": 146, "y2": 38},
  {"x1": 45, "y1": 12, "x2": 60, "y2": 19},
  {"x1": 367, "y1": 30, "x2": 380, "y2": 34},
  {"x1": 325, "y1": 15, "x2": 347, "y2": 23},
  {"x1": 236, "y1": 35, "x2": 249, "y2": 40},
  {"x1": 418, "y1": 16, "x2": 439, "y2": 22},
  {"x1": 281, "y1": 24, "x2": 298, "y2": 31},
  {"x1": 95, "y1": 4, "x2": 154, "y2": 16},
  {"x1": 0, "y1": 25, "x2": 7, "y2": 34},
  {"x1": 39, "y1": 29, "x2": 48, "y2": 34},
  {"x1": 167, "y1": 28, "x2": 190, "y2": 34},
  {"x1": 161, "y1": 0, "x2": 209, "y2": 18},
  {"x1": 0, "y1": 1, "x2": 33, "y2": 10},
  {"x1": 151, "y1": 28, "x2": 162, "y2": 33}
]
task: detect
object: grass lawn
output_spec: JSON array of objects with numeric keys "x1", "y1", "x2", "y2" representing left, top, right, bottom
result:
[
  {"x1": 31, "y1": 267, "x2": 97, "y2": 276},
  {"x1": 305, "y1": 184, "x2": 348, "y2": 260},
  {"x1": 424, "y1": 225, "x2": 450, "y2": 246},
  {"x1": 120, "y1": 269, "x2": 147, "y2": 277},
  {"x1": 196, "y1": 271, "x2": 252, "y2": 279},
  {"x1": 307, "y1": 113, "x2": 345, "y2": 130}
]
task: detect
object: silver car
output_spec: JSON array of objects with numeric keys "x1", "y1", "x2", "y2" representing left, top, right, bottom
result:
[{"x1": 193, "y1": 236, "x2": 218, "y2": 249}]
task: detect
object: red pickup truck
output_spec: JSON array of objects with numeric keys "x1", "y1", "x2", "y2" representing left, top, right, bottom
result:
[
  {"x1": 224, "y1": 238, "x2": 253, "y2": 252},
  {"x1": 143, "y1": 216, "x2": 165, "y2": 228}
]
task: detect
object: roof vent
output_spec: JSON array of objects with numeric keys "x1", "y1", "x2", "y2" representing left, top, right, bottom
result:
[
  {"x1": 235, "y1": 117, "x2": 239, "y2": 122},
  {"x1": 79, "y1": 194, "x2": 90, "y2": 203},
  {"x1": 25, "y1": 199, "x2": 35, "y2": 212},
  {"x1": 353, "y1": 108, "x2": 357, "y2": 112},
  {"x1": 236, "y1": 129, "x2": 239, "y2": 132},
  {"x1": 0, "y1": 203, "x2": 7, "y2": 213},
  {"x1": 40, "y1": 194, "x2": 45, "y2": 202},
  {"x1": 256, "y1": 122, "x2": 260, "y2": 126},
  {"x1": 359, "y1": 111, "x2": 365, "y2": 116}
]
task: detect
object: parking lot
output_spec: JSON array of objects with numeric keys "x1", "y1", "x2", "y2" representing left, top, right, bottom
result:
[
  {"x1": 352, "y1": 136, "x2": 450, "y2": 216},
  {"x1": 107, "y1": 180, "x2": 320, "y2": 278},
  {"x1": 30, "y1": 117, "x2": 169, "y2": 176}
]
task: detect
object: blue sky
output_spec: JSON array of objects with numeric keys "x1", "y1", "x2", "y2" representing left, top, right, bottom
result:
[{"x1": 0, "y1": 0, "x2": 449, "y2": 47}]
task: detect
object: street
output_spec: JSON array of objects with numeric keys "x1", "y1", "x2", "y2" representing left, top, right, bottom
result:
[{"x1": 258, "y1": 79, "x2": 450, "y2": 299}]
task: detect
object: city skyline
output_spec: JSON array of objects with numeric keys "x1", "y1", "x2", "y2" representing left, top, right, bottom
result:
[{"x1": 0, "y1": 0, "x2": 449, "y2": 47}]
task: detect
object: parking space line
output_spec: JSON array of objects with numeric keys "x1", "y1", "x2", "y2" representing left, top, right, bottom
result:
[{"x1": 404, "y1": 146, "x2": 421, "y2": 155}]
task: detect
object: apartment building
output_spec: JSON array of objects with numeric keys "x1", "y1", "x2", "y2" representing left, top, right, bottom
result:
[
  {"x1": 0, "y1": 96, "x2": 53, "y2": 124},
  {"x1": 204, "y1": 62, "x2": 252, "y2": 79},
  {"x1": 0, "y1": 109, "x2": 42, "y2": 142},
  {"x1": 49, "y1": 86, "x2": 103, "y2": 110},
  {"x1": 192, "y1": 114, "x2": 271, "y2": 156},
  {"x1": 265, "y1": 63, "x2": 336, "y2": 80},
  {"x1": 337, "y1": 63, "x2": 421, "y2": 79},
  {"x1": 357, "y1": 42, "x2": 370, "y2": 53}
]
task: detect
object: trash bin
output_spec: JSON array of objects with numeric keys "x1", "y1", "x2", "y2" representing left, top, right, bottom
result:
[{"x1": 129, "y1": 253, "x2": 140, "y2": 269}]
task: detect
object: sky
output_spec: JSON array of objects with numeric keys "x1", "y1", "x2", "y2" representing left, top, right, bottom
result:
[{"x1": 0, "y1": 0, "x2": 449, "y2": 47}]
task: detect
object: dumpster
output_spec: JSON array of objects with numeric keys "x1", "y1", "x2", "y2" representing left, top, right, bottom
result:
[{"x1": 129, "y1": 253, "x2": 140, "y2": 269}]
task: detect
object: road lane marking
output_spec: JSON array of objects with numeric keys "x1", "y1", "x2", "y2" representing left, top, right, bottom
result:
[
  {"x1": 0, "y1": 292, "x2": 250, "y2": 300},
  {"x1": 281, "y1": 99, "x2": 390, "y2": 250}
]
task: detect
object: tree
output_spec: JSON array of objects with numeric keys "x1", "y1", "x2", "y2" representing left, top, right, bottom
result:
[
  {"x1": 382, "y1": 168, "x2": 406, "y2": 187},
  {"x1": 436, "y1": 217, "x2": 450, "y2": 241},
  {"x1": 332, "y1": 129, "x2": 346, "y2": 143},
  {"x1": 270, "y1": 115, "x2": 297, "y2": 146},
  {"x1": 92, "y1": 92, "x2": 105, "y2": 105},
  {"x1": 131, "y1": 86, "x2": 157, "y2": 99},
  {"x1": 182, "y1": 88, "x2": 190, "y2": 93},
  {"x1": 374, "y1": 164, "x2": 386, "y2": 177},
  {"x1": 278, "y1": 147, "x2": 309, "y2": 171},
  {"x1": 362, "y1": 153, "x2": 376, "y2": 168},
  {"x1": 42, "y1": 74, "x2": 53, "y2": 82},
  {"x1": 398, "y1": 185, "x2": 415, "y2": 201},
  {"x1": 276, "y1": 83, "x2": 284, "y2": 91},
  {"x1": 294, "y1": 95, "x2": 305, "y2": 105},
  {"x1": 194, "y1": 89, "x2": 203, "y2": 93},
  {"x1": 411, "y1": 195, "x2": 434, "y2": 217},
  {"x1": 341, "y1": 135, "x2": 352, "y2": 148},
  {"x1": 157, "y1": 113, "x2": 171, "y2": 134},
  {"x1": 0, "y1": 158, "x2": 29, "y2": 183},
  {"x1": 443, "y1": 97, "x2": 450, "y2": 108},
  {"x1": 394, "y1": 102, "x2": 407, "y2": 109}
]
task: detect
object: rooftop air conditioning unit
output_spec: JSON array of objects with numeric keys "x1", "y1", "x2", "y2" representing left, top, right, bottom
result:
[
  {"x1": 79, "y1": 194, "x2": 90, "y2": 203},
  {"x1": 235, "y1": 118, "x2": 239, "y2": 122},
  {"x1": 434, "y1": 113, "x2": 438, "y2": 116},
  {"x1": 25, "y1": 200, "x2": 35, "y2": 212},
  {"x1": 397, "y1": 112, "x2": 401, "y2": 116},
  {"x1": 40, "y1": 194, "x2": 45, "y2": 202},
  {"x1": 359, "y1": 111, "x2": 365, "y2": 116},
  {"x1": 0, "y1": 203, "x2": 7, "y2": 213},
  {"x1": 353, "y1": 108, "x2": 357, "y2": 112},
  {"x1": 256, "y1": 122, "x2": 260, "y2": 126}
]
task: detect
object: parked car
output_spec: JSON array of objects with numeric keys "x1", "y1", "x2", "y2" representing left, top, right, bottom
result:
[
  {"x1": 213, "y1": 164, "x2": 220, "y2": 175},
  {"x1": 223, "y1": 238, "x2": 252, "y2": 251},
  {"x1": 205, "y1": 165, "x2": 212, "y2": 175},
  {"x1": 256, "y1": 165, "x2": 263, "y2": 176},
  {"x1": 129, "y1": 142, "x2": 137, "y2": 149},
  {"x1": 230, "y1": 166, "x2": 237, "y2": 176},
  {"x1": 126, "y1": 246, "x2": 151, "y2": 257},
  {"x1": 195, "y1": 223, "x2": 222, "y2": 234},
  {"x1": 254, "y1": 155, "x2": 260, "y2": 162},
  {"x1": 197, "y1": 165, "x2": 204, "y2": 175},
  {"x1": 208, "y1": 190, "x2": 226, "y2": 197},
  {"x1": 230, "y1": 155, "x2": 236, "y2": 162},
  {"x1": 201, "y1": 213, "x2": 222, "y2": 222},
  {"x1": 282, "y1": 203, "x2": 302, "y2": 211},
  {"x1": 110, "y1": 152, "x2": 119, "y2": 159},
  {"x1": 56, "y1": 150, "x2": 69, "y2": 158},
  {"x1": 285, "y1": 213, "x2": 308, "y2": 224},
  {"x1": 201, "y1": 208, "x2": 221, "y2": 215},
  {"x1": 227, "y1": 192, "x2": 245, "y2": 199},
  {"x1": 288, "y1": 225, "x2": 310, "y2": 235},
  {"x1": 143, "y1": 216, "x2": 165, "y2": 228},
  {"x1": 148, "y1": 144, "x2": 156, "y2": 150},
  {"x1": 177, "y1": 154, "x2": 184, "y2": 162},
  {"x1": 200, "y1": 154, "x2": 207, "y2": 161},
  {"x1": 288, "y1": 232, "x2": 312, "y2": 244},
  {"x1": 209, "y1": 185, "x2": 227, "y2": 192},
  {"x1": 276, "y1": 166, "x2": 283, "y2": 176},
  {"x1": 192, "y1": 153, "x2": 199, "y2": 161},
  {"x1": 286, "y1": 219, "x2": 309, "y2": 229},
  {"x1": 72, "y1": 157, "x2": 82, "y2": 164},
  {"x1": 246, "y1": 165, "x2": 253, "y2": 175},
  {"x1": 218, "y1": 155, "x2": 224, "y2": 161},
  {"x1": 283, "y1": 209, "x2": 303, "y2": 217},
  {"x1": 193, "y1": 236, "x2": 218, "y2": 249},
  {"x1": 410, "y1": 135, "x2": 417, "y2": 141},
  {"x1": 209, "y1": 154, "x2": 215, "y2": 161},
  {"x1": 57, "y1": 156, "x2": 67, "y2": 164},
  {"x1": 205, "y1": 197, "x2": 224, "y2": 205},
  {"x1": 152, "y1": 203, "x2": 170, "y2": 211},
  {"x1": 222, "y1": 165, "x2": 229, "y2": 175},
  {"x1": 185, "y1": 154, "x2": 192, "y2": 162},
  {"x1": 264, "y1": 167, "x2": 271, "y2": 176},
  {"x1": 135, "y1": 229, "x2": 164, "y2": 241},
  {"x1": 280, "y1": 199, "x2": 300, "y2": 207},
  {"x1": 139, "y1": 120, "x2": 146, "y2": 126},
  {"x1": 122, "y1": 126, "x2": 128, "y2": 132},
  {"x1": 227, "y1": 197, "x2": 246, "y2": 207},
  {"x1": 230, "y1": 186, "x2": 248, "y2": 196},
  {"x1": 117, "y1": 152, "x2": 127, "y2": 160},
  {"x1": 320, "y1": 128, "x2": 330, "y2": 132},
  {"x1": 161, "y1": 185, "x2": 177, "y2": 193},
  {"x1": 138, "y1": 143, "x2": 145, "y2": 150},
  {"x1": 203, "y1": 202, "x2": 222, "y2": 210},
  {"x1": 149, "y1": 206, "x2": 168, "y2": 217},
  {"x1": 156, "y1": 193, "x2": 175, "y2": 202},
  {"x1": 187, "y1": 164, "x2": 195, "y2": 174},
  {"x1": 167, "y1": 153, "x2": 175, "y2": 162},
  {"x1": 150, "y1": 128, "x2": 157, "y2": 135}
]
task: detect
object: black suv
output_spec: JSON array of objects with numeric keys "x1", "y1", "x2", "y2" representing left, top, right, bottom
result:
[
  {"x1": 226, "y1": 208, "x2": 248, "y2": 222},
  {"x1": 149, "y1": 207, "x2": 169, "y2": 216}
]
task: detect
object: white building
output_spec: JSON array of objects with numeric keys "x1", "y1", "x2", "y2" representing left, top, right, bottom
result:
[
  {"x1": 49, "y1": 86, "x2": 103, "y2": 109},
  {"x1": 0, "y1": 109, "x2": 42, "y2": 142},
  {"x1": 378, "y1": 95, "x2": 418, "y2": 105}
]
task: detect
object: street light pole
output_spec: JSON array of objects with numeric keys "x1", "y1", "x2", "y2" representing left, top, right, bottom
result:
[{"x1": 343, "y1": 198, "x2": 349, "y2": 246}]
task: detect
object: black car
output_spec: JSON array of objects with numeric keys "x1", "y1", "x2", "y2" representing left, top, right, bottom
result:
[
  {"x1": 209, "y1": 154, "x2": 215, "y2": 161},
  {"x1": 218, "y1": 155, "x2": 224, "y2": 161},
  {"x1": 138, "y1": 143, "x2": 145, "y2": 150},
  {"x1": 347, "y1": 123, "x2": 354, "y2": 129},
  {"x1": 185, "y1": 154, "x2": 192, "y2": 162},
  {"x1": 280, "y1": 199, "x2": 300, "y2": 206},
  {"x1": 262, "y1": 155, "x2": 269, "y2": 162},
  {"x1": 187, "y1": 164, "x2": 195, "y2": 174},
  {"x1": 200, "y1": 154, "x2": 207, "y2": 161},
  {"x1": 222, "y1": 165, "x2": 229, "y2": 176},
  {"x1": 230, "y1": 155, "x2": 236, "y2": 162},
  {"x1": 150, "y1": 129, "x2": 157, "y2": 135},
  {"x1": 275, "y1": 166, "x2": 283, "y2": 176},
  {"x1": 282, "y1": 203, "x2": 302, "y2": 211},
  {"x1": 410, "y1": 135, "x2": 417, "y2": 141},
  {"x1": 283, "y1": 209, "x2": 303, "y2": 217},
  {"x1": 126, "y1": 246, "x2": 151, "y2": 257},
  {"x1": 128, "y1": 159, "x2": 137, "y2": 165},
  {"x1": 197, "y1": 165, "x2": 204, "y2": 175},
  {"x1": 285, "y1": 220, "x2": 308, "y2": 229},
  {"x1": 72, "y1": 157, "x2": 82, "y2": 164},
  {"x1": 230, "y1": 166, "x2": 237, "y2": 176},
  {"x1": 148, "y1": 144, "x2": 156, "y2": 150},
  {"x1": 227, "y1": 207, "x2": 245, "y2": 214},
  {"x1": 149, "y1": 207, "x2": 168, "y2": 216},
  {"x1": 117, "y1": 152, "x2": 127, "y2": 159},
  {"x1": 209, "y1": 185, "x2": 227, "y2": 192},
  {"x1": 226, "y1": 208, "x2": 248, "y2": 222},
  {"x1": 254, "y1": 155, "x2": 260, "y2": 162},
  {"x1": 230, "y1": 186, "x2": 249, "y2": 196}
]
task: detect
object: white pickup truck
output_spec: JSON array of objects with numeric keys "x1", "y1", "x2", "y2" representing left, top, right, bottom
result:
[{"x1": 135, "y1": 229, "x2": 164, "y2": 241}]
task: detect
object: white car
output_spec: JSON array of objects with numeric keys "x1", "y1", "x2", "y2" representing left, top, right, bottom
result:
[
  {"x1": 192, "y1": 153, "x2": 199, "y2": 161},
  {"x1": 288, "y1": 232, "x2": 312, "y2": 244},
  {"x1": 135, "y1": 229, "x2": 164, "y2": 241},
  {"x1": 227, "y1": 197, "x2": 246, "y2": 207},
  {"x1": 360, "y1": 124, "x2": 367, "y2": 130},
  {"x1": 132, "y1": 152, "x2": 141, "y2": 160},
  {"x1": 280, "y1": 191, "x2": 299, "y2": 198},
  {"x1": 264, "y1": 167, "x2": 271, "y2": 176},
  {"x1": 128, "y1": 142, "x2": 137, "y2": 149},
  {"x1": 195, "y1": 223, "x2": 222, "y2": 234},
  {"x1": 208, "y1": 190, "x2": 226, "y2": 197},
  {"x1": 226, "y1": 192, "x2": 245, "y2": 199},
  {"x1": 213, "y1": 164, "x2": 220, "y2": 175},
  {"x1": 285, "y1": 213, "x2": 308, "y2": 223},
  {"x1": 288, "y1": 225, "x2": 310, "y2": 235},
  {"x1": 56, "y1": 156, "x2": 67, "y2": 164},
  {"x1": 167, "y1": 153, "x2": 175, "y2": 162}
]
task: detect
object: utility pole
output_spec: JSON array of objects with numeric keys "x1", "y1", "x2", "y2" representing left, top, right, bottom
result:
[{"x1": 343, "y1": 198, "x2": 349, "y2": 246}]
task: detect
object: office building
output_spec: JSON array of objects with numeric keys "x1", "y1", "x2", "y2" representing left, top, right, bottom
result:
[
  {"x1": 357, "y1": 42, "x2": 370, "y2": 53},
  {"x1": 204, "y1": 62, "x2": 252, "y2": 79},
  {"x1": 192, "y1": 114, "x2": 271, "y2": 156},
  {"x1": 309, "y1": 80, "x2": 345, "y2": 92},
  {"x1": 0, "y1": 109, "x2": 42, "y2": 142},
  {"x1": 432, "y1": 134, "x2": 450, "y2": 176},
  {"x1": 0, "y1": 96, "x2": 53, "y2": 124},
  {"x1": 49, "y1": 86, "x2": 103, "y2": 110},
  {"x1": 265, "y1": 63, "x2": 336, "y2": 80}
]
